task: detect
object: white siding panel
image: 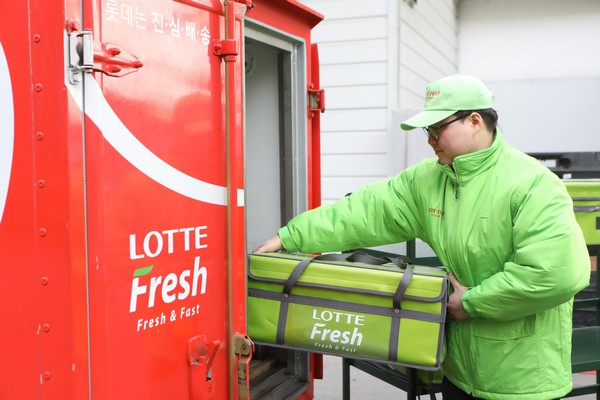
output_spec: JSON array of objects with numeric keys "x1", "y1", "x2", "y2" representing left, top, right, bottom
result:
[
  {"x1": 392, "y1": 0, "x2": 458, "y2": 172},
  {"x1": 321, "y1": 108, "x2": 388, "y2": 132},
  {"x1": 311, "y1": 17, "x2": 388, "y2": 43},
  {"x1": 321, "y1": 63, "x2": 388, "y2": 87},
  {"x1": 406, "y1": 0, "x2": 456, "y2": 47},
  {"x1": 398, "y1": 87, "x2": 424, "y2": 110},
  {"x1": 320, "y1": 131, "x2": 388, "y2": 154},
  {"x1": 400, "y1": 42, "x2": 455, "y2": 82},
  {"x1": 397, "y1": 0, "x2": 458, "y2": 111},
  {"x1": 322, "y1": 154, "x2": 388, "y2": 177},
  {"x1": 401, "y1": 24, "x2": 456, "y2": 73},
  {"x1": 398, "y1": 65, "x2": 431, "y2": 105},
  {"x1": 300, "y1": 0, "x2": 388, "y2": 20},
  {"x1": 325, "y1": 85, "x2": 387, "y2": 109},
  {"x1": 318, "y1": 40, "x2": 388, "y2": 64},
  {"x1": 304, "y1": 1, "x2": 398, "y2": 206}
]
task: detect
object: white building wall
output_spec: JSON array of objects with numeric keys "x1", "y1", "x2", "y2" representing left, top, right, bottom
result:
[
  {"x1": 300, "y1": 0, "x2": 392, "y2": 204},
  {"x1": 458, "y1": 0, "x2": 600, "y2": 153},
  {"x1": 295, "y1": 0, "x2": 600, "y2": 256},
  {"x1": 302, "y1": 0, "x2": 600, "y2": 203},
  {"x1": 301, "y1": 0, "x2": 459, "y2": 204},
  {"x1": 394, "y1": 0, "x2": 459, "y2": 172},
  {"x1": 458, "y1": 0, "x2": 600, "y2": 81}
]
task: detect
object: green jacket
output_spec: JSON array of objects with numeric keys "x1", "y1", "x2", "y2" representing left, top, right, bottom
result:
[{"x1": 279, "y1": 130, "x2": 590, "y2": 399}]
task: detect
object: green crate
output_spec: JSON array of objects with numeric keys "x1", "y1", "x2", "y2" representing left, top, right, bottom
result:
[{"x1": 565, "y1": 179, "x2": 600, "y2": 245}]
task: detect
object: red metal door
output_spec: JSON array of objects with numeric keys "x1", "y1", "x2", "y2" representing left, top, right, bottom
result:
[
  {"x1": 0, "y1": 0, "x2": 320, "y2": 398},
  {"x1": 73, "y1": 0, "x2": 248, "y2": 398},
  {"x1": 0, "y1": 0, "x2": 89, "y2": 398}
]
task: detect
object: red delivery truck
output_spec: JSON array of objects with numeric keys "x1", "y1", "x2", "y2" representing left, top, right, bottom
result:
[{"x1": 0, "y1": 0, "x2": 324, "y2": 398}]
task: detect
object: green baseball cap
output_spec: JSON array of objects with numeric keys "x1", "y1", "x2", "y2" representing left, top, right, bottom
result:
[{"x1": 400, "y1": 74, "x2": 494, "y2": 131}]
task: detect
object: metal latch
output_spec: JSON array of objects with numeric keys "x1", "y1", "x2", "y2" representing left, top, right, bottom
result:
[
  {"x1": 234, "y1": 335, "x2": 254, "y2": 400},
  {"x1": 213, "y1": 39, "x2": 239, "y2": 62},
  {"x1": 187, "y1": 335, "x2": 221, "y2": 400},
  {"x1": 93, "y1": 42, "x2": 144, "y2": 77},
  {"x1": 68, "y1": 30, "x2": 94, "y2": 84},
  {"x1": 308, "y1": 84, "x2": 326, "y2": 116}
]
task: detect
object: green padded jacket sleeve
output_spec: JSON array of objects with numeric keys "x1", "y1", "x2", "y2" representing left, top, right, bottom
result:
[{"x1": 278, "y1": 168, "x2": 425, "y2": 254}]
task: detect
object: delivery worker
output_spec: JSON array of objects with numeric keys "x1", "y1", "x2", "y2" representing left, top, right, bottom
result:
[{"x1": 253, "y1": 74, "x2": 590, "y2": 399}]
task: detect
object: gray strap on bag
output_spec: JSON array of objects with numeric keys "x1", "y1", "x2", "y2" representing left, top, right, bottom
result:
[
  {"x1": 276, "y1": 251, "x2": 413, "y2": 345},
  {"x1": 388, "y1": 263, "x2": 414, "y2": 361}
]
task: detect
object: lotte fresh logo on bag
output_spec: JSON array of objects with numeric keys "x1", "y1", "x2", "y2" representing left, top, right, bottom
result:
[{"x1": 309, "y1": 309, "x2": 364, "y2": 352}]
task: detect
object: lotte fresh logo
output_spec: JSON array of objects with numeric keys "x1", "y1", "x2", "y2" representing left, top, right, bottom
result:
[{"x1": 129, "y1": 256, "x2": 207, "y2": 313}]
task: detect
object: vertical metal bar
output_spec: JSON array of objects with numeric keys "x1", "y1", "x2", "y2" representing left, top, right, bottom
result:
[
  {"x1": 342, "y1": 359, "x2": 351, "y2": 400},
  {"x1": 407, "y1": 239, "x2": 417, "y2": 261},
  {"x1": 224, "y1": 2, "x2": 239, "y2": 399},
  {"x1": 78, "y1": 0, "x2": 94, "y2": 396},
  {"x1": 308, "y1": 44, "x2": 322, "y2": 210}
]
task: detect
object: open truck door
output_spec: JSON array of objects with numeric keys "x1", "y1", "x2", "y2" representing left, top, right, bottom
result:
[
  {"x1": 244, "y1": 4, "x2": 325, "y2": 399},
  {"x1": 0, "y1": 0, "x2": 322, "y2": 399}
]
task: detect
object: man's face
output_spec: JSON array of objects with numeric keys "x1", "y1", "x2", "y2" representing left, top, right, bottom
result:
[{"x1": 426, "y1": 113, "x2": 476, "y2": 165}]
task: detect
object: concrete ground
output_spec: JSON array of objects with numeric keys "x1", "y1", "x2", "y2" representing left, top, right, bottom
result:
[{"x1": 313, "y1": 355, "x2": 597, "y2": 400}]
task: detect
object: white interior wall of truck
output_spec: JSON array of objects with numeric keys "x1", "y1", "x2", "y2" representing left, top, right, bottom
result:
[
  {"x1": 245, "y1": 39, "x2": 284, "y2": 252},
  {"x1": 243, "y1": 22, "x2": 313, "y2": 397},
  {"x1": 244, "y1": 23, "x2": 309, "y2": 253}
]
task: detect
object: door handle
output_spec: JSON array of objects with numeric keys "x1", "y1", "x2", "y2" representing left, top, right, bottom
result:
[{"x1": 187, "y1": 335, "x2": 220, "y2": 400}]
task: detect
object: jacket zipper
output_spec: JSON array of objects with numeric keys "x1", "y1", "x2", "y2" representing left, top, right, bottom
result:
[{"x1": 450, "y1": 162, "x2": 476, "y2": 391}]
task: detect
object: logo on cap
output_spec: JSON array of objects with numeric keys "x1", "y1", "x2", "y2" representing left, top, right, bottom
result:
[{"x1": 426, "y1": 90, "x2": 440, "y2": 100}]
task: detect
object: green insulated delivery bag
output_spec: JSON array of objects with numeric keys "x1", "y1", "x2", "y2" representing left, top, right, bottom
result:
[
  {"x1": 565, "y1": 179, "x2": 600, "y2": 245},
  {"x1": 247, "y1": 252, "x2": 448, "y2": 370}
]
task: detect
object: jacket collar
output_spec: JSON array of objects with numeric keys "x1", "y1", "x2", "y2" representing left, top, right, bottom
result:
[{"x1": 439, "y1": 127, "x2": 505, "y2": 182}]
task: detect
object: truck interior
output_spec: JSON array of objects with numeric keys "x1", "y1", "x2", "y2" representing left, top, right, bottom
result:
[{"x1": 244, "y1": 20, "x2": 311, "y2": 399}]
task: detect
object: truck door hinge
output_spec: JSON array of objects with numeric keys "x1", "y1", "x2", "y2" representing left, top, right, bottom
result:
[
  {"x1": 213, "y1": 39, "x2": 239, "y2": 62},
  {"x1": 235, "y1": 0, "x2": 254, "y2": 8},
  {"x1": 308, "y1": 84, "x2": 326, "y2": 117},
  {"x1": 67, "y1": 30, "x2": 94, "y2": 84},
  {"x1": 234, "y1": 335, "x2": 254, "y2": 400},
  {"x1": 67, "y1": 28, "x2": 143, "y2": 84}
]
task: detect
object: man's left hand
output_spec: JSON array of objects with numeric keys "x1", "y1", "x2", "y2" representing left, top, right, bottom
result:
[{"x1": 447, "y1": 273, "x2": 471, "y2": 321}]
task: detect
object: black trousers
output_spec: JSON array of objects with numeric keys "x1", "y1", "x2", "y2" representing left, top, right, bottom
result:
[
  {"x1": 441, "y1": 378, "x2": 561, "y2": 400},
  {"x1": 441, "y1": 378, "x2": 482, "y2": 399}
]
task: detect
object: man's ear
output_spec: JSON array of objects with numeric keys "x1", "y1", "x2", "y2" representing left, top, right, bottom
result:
[
  {"x1": 469, "y1": 112, "x2": 482, "y2": 127},
  {"x1": 468, "y1": 112, "x2": 486, "y2": 135}
]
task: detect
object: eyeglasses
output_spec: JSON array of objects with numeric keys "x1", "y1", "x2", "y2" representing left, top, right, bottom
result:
[{"x1": 423, "y1": 114, "x2": 468, "y2": 141}]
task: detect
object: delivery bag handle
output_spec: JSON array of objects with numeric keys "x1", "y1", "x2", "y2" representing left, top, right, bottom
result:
[{"x1": 282, "y1": 251, "x2": 413, "y2": 309}]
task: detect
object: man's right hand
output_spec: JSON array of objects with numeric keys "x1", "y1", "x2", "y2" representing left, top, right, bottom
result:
[{"x1": 253, "y1": 234, "x2": 283, "y2": 253}]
